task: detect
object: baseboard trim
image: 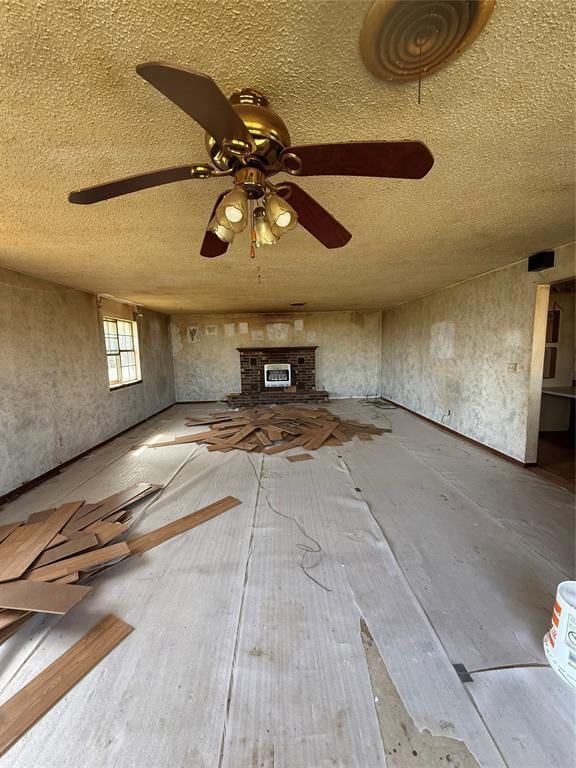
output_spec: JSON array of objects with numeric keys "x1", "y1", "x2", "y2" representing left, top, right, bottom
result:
[
  {"x1": 382, "y1": 397, "x2": 527, "y2": 466},
  {"x1": 0, "y1": 401, "x2": 176, "y2": 507}
]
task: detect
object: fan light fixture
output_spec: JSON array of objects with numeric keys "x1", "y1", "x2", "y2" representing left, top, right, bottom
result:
[
  {"x1": 253, "y1": 207, "x2": 277, "y2": 247},
  {"x1": 215, "y1": 188, "x2": 249, "y2": 232},
  {"x1": 265, "y1": 193, "x2": 298, "y2": 237},
  {"x1": 208, "y1": 215, "x2": 235, "y2": 243}
]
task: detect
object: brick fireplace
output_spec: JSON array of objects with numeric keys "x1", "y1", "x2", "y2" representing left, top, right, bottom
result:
[{"x1": 227, "y1": 346, "x2": 329, "y2": 408}]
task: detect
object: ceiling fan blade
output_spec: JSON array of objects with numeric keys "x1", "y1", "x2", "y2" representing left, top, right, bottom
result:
[
  {"x1": 200, "y1": 192, "x2": 229, "y2": 258},
  {"x1": 281, "y1": 141, "x2": 434, "y2": 179},
  {"x1": 136, "y1": 62, "x2": 252, "y2": 151},
  {"x1": 68, "y1": 165, "x2": 209, "y2": 204},
  {"x1": 278, "y1": 182, "x2": 351, "y2": 249}
]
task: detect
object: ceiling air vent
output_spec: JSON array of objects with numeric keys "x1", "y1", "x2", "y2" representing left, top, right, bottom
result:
[{"x1": 360, "y1": 0, "x2": 495, "y2": 82}]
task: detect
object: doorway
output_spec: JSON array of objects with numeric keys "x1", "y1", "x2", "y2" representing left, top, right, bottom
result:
[{"x1": 536, "y1": 278, "x2": 575, "y2": 490}]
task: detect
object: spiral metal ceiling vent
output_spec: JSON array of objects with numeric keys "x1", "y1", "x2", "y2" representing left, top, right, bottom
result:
[{"x1": 360, "y1": 0, "x2": 495, "y2": 82}]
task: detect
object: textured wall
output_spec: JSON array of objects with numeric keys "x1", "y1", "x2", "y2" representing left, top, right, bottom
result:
[
  {"x1": 0, "y1": 267, "x2": 175, "y2": 496},
  {"x1": 380, "y1": 243, "x2": 575, "y2": 462},
  {"x1": 171, "y1": 312, "x2": 380, "y2": 401}
]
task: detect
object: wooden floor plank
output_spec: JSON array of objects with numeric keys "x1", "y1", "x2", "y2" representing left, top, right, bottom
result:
[
  {"x1": 0, "y1": 580, "x2": 91, "y2": 614},
  {"x1": 63, "y1": 485, "x2": 159, "y2": 534},
  {"x1": 85, "y1": 521, "x2": 131, "y2": 546},
  {"x1": 0, "y1": 609, "x2": 29, "y2": 631},
  {"x1": 127, "y1": 496, "x2": 241, "y2": 556},
  {"x1": 0, "y1": 502, "x2": 83, "y2": 582},
  {"x1": 23, "y1": 543, "x2": 130, "y2": 582},
  {"x1": 0, "y1": 524, "x2": 21, "y2": 545},
  {"x1": 32, "y1": 533, "x2": 99, "y2": 568},
  {"x1": 0, "y1": 615, "x2": 133, "y2": 757},
  {"x1": 286, "y1": 453, "x2": 314, "y2": 463}
]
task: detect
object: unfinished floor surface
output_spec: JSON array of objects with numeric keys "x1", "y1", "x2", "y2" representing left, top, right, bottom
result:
[{"x1": 0, "y1": 401, "x2": 573, "y2": 767}]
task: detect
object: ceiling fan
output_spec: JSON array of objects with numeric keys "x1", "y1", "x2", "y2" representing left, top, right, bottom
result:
[{"x1": 68, "y1": 62, "x2": 434, "y2": 257}]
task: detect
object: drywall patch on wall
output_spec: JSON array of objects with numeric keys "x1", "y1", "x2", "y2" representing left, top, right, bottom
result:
[
  {"x1": 188, "y1": 326, "x2": 199, "y2": 343},
  {"x1": 0, "y1": 266, "x2": 175, "y2": 496},
  {"x1": 205, "y1": 325, "x2": 217, "y2": 336},
  {"x1": 224, "y1": 323, "x2": 236, "y2": 338},
  {"x1": 266, "y1": 323, "x2": 290, "y2": 341},
  {"x1": 171, "y1": 311, "x2": 381, "y2": 401},
  {"x1": 238, "y1": 322, "x2": 249, "y2": 335}
]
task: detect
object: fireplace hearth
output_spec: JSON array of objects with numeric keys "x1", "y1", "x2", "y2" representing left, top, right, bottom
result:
[{"x1": 227, "y1": 346, "x2": 329, "y2": 407}]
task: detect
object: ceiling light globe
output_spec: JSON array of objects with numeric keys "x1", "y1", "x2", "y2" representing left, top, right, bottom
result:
[
  {"x1": 224, "y1": 205, "x2": 243, "y2": 223},
  {"x1": 264, "y1": 193, "x2": 298, "y2": 237},
  {"x1": 276, "y1": 211, "x2": 292, "y2": 228},
  {"x1": 216, "y1": 188, "x2": 249, "y2": 233},
  {"x1": 208, "y1": 215, "x2": 235, "y2": 243}
]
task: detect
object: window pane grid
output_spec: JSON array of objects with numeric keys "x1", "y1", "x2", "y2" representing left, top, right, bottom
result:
[{"x1": 103, "y1": 317, "x2": 141, "y2": 387}]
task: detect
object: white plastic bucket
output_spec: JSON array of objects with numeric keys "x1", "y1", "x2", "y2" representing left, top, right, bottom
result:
[{"x1": 544, "y1": 581, "x2": 576, "y2": 688}]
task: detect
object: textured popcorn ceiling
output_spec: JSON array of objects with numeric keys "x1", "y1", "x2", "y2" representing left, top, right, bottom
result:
[{"x1": 0, "y1": 0, "x2": 574, "y2": 313}]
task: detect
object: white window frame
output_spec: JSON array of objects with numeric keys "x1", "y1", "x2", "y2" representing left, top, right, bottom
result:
[{"x1": 103, "y1": 317, "x2": 142, "y2": 389}]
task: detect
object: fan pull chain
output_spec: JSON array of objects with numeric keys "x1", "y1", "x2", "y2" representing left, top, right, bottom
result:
[
  {"x1": 249, "y1": 198, "x2": 256, "y2": 259},
  {"x1": 417, "y1": 42, "x2": 423, "y2": 105}
]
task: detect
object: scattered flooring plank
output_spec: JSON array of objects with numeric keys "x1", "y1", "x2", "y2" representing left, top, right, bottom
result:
[
  {"x1": 32, "y1": 533, "x2": 99, "y2": 568},
  {"x1": 0, "y1": 502, "x2": 83, "y2": 582},
  {"x1": 127, "y1": 496, "x2": 241, "y2": 556},
  {"x1": 0, "y1": 524, "x2": 21, "y2": 545},
  {"x1": 63, "y1": 485, "x2": 160, "y2": 534},
  {"x1": 45, "y1": 533, "x2": 69, "y2": 550},
  {"x1": 147, "y1": 405, "x2": 390, "y2": 455},
  {"x1": 0, "y1": 609, "x2": 29, "y2": 631},
  {"x1": 0, "y1": 614, "x2": 133, "y2": 757},
  {"x1": 24, "y1": 543, "x2": 130, "y2": 582},
  {"x1": 286, "y1": 453, "x2": 314, "y2": 462},
  {"x1": 86, "y1": 521, "x2": 131, "y2": 546},
  {"x1": 0, "y1": 580, "x2": 91, "y2": 614},
  {"x1": 0, "y1": 613, "x2": 33, "y2": 646}
]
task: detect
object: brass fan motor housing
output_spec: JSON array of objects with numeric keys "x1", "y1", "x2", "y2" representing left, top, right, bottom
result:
[{"x1": 205, "y1": 88, "x2": 291, "y2": 172}]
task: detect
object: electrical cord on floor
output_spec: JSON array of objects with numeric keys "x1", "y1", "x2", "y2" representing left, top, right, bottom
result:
[
  {"x1": 361, "y1": 394, "x2": 398, "y2": 409},
  {"x1": 245, "y1": 453, "x2": 332, "y2": 593},
  {"x1": 361, "y1": 395, "x2": 396, "y2": 431}
]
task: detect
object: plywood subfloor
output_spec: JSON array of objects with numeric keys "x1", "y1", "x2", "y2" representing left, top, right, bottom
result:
[{"x1": 0, "y1": 402, "x2": 573, "y2": 767}]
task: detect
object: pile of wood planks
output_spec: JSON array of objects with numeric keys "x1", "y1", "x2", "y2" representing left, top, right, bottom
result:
[
  {"x1": 0, "y1": 484, "x2": 241, "y2": 646},
  {"x1": 149, "y1": 405, "x2": 387, "y2": 454}
]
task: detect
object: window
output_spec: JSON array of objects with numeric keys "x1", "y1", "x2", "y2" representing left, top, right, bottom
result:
[{"x1": 103, "y1": 317, "x2": 141, "y2": 388}]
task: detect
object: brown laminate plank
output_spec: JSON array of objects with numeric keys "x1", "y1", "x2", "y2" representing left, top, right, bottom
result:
[
  {"x1": 45, "y1": 533, "x2": 69, "y2": 550},
  {"x1": 87, "y1": 521, "x2": 131, "y2": 546},
  {"x1": 0, "y1": 580, "x2": 91, "y2": 614},
  {"x1": 0, "y1": 615, "x2": 133, "y2": 756},
  {"x1": 127, "y1": 496, "x2": 241, "y2": 555},
  {"x1": 0, "y1": 524, "x2": 21, "y2": 545},
  {"x1": 32, "y1": 533, "x2": 99, "y2": 568},
  {"x1": 286, "y1": 453, "x2": 314, "y2": 462},
  {"x1": 303, "y1": 423, "x2": 339, "y2": 451},
  {"x1": 26, "y1": 508, "x2": 57, "y2": 524},
  {"x1": 225, "y1": 425, "x2": 259, "y2": 446},
  {"x1": 0, "y1": 609, "x2": 29, "y2": 631},
  {"x1": 149, "y1": 428, "x2": 239, "y2": 447},
  {"x1": 63, "y1": 485, "x2": 159, "y2": 534},
  {"x1": 23, "y1": 543, "x2": 130, "y2": 582},
  {"x1": 0, "y1": 502, "x2": 83, "y2": 582},
  {"x1": 0, "y1": 613, "x2": 32, "y2": 645}
]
